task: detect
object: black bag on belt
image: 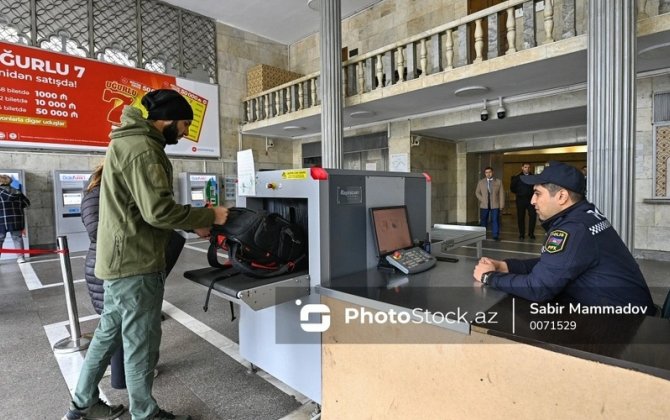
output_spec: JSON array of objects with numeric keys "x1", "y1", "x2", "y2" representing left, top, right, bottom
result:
[{"x1": 207, "y1": 207, "x2": 306, "y2": 278}]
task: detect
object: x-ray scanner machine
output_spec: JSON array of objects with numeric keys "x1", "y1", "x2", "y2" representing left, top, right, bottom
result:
[{"x1": 184, "y1": 168, "x2": 431, "y2": 404}]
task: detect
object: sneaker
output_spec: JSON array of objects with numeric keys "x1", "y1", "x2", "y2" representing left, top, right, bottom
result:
[
  {"x1": 151, "y1": 408, "x2": 192, "y2": 420},
  {"x1": 154, "y1": 368, "x2": 159, "y2": 378},
  {"x1": 62, "y1": 399, "x2": 125, "y2": 420},
  {"x1": 17, "y1": 257, "x2": 25, "y2": 263}
]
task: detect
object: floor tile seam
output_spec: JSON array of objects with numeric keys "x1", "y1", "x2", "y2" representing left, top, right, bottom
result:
[{"x1": 160, "y1": 300, "x2": 311, "y2": 405}]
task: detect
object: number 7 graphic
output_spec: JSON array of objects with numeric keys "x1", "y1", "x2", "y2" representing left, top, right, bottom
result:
[{"x1": 102, "y1": 88, "x2": 134, "y2": 125}]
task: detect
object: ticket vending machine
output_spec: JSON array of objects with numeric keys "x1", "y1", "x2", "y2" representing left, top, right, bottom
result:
[
  {"x1": 178, "y1": 172, "x2": 219, "y2": 208},
  {"x1": 0, "y1": 169, "x2": 29, "y2": 260},
  {"x1": 53, "y1": 170, "x2": 91, "y2": 253},
  {"x1": 178, "y1": 172, "x2": 219, "y2": 239}
]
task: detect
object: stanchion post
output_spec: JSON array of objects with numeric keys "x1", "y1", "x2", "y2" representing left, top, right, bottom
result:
[{"x1": 53, "y1": 235, "x2": 90, "y2": 353}]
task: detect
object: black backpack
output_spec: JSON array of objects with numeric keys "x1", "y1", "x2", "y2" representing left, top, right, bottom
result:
[{"x1": 207, "y1": 207, "x2": 307, "y2": 278}]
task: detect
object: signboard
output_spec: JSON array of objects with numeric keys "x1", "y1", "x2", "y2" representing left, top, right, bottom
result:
[{"x1": 0, "y1": 41, "x2": 219, "y2": 157}]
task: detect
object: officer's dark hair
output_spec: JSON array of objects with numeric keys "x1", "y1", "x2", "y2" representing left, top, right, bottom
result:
[
  {"x1": 542, "y1": 183, "x2": 583, "y2": 203},
  {"x1": 484, "y1": 166, "x2": 493, "y2": 171}
]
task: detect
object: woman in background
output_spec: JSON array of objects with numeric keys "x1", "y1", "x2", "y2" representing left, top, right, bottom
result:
[{"x1": 81, "y1": 164, "x2": 126, "y2": 389}]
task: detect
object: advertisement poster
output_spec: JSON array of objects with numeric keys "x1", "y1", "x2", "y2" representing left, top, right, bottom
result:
[{"x1": 0, "y1": 41, "x2": 220, "y2": 157}]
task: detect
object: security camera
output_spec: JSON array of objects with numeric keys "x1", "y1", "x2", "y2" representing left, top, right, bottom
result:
[
  {"x1": 480, "y1": 99, "x2": 489, "y2": 121},
  {"x1": 496, "y1": 97, "x2": 506, "y2": 119}
]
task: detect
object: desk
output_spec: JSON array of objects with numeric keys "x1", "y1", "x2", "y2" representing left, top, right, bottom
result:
[
  {"x1": 431, "y1": 224, "x2": 486, "y2": 258},
  {"x1": 319, "y1": 259, "x2": 670, "y2": 419}
]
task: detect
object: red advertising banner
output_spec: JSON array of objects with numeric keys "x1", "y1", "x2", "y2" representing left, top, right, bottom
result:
[{"x1": 0, "y1": 41, "x2": 219, "y2": 156}]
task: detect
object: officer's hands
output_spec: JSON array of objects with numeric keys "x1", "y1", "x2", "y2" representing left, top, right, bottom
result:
[
  {"x1": 481, "y1": 257, "x2": 508, "y2": 272},
  {"x1": 212, "y1": 206, "x2": 229, "y2": 225},
  {"x1": 473, "y1": 260, "x2": 496, "y2": 282},
  {"x1": 473, "y1": 257, "x2": 509, "y2": 282}
]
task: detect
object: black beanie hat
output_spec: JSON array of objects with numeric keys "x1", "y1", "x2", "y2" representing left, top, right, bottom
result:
[{"x1": 141, "y1": 89, "x2": 194, "y2": 121}]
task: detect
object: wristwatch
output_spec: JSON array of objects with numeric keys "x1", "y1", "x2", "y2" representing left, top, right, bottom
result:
[{"x1": 480, "y1": 271, "x2": 495, "y2": 285}]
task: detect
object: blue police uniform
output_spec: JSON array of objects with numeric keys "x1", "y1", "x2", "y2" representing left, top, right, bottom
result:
[{"x1": 488, "y1": 199, "x2": 655, "y2": 314}]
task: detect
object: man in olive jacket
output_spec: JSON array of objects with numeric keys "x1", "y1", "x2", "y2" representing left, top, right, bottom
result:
[{"x1": 63, "y1": 90, "x2": 228, "y2": 420}]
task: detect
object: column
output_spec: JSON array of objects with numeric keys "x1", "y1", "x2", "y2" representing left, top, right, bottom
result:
[
  {"x1": 319, "y1": 0, "x2": 343, "y2": 169},
  {"x1": 587, "y1": 0, "x2": 636, "y2": 248}
]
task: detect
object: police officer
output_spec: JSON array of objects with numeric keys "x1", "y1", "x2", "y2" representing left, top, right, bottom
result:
[{"x1": 473, "y1": 161, "x2": 655, "y2": 314}]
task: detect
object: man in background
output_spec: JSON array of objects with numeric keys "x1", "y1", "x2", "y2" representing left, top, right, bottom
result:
[
  {"x1": 510, "y1": 163, "x2": 537, "y2": 239},
  {"x1": 475, "y1": 166, "x2": 505, "y2": 241}
]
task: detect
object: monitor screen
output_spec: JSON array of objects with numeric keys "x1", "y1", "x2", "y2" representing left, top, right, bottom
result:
[
  {"x1": 63, "y1": 192, "x2": 82, "y2": 206},
  {"x1": 191, "y1": 190, "x2": 204, "y2": 201},
  {"x1": 370, "y1": 206, "x2": 413, "y2": 256}
]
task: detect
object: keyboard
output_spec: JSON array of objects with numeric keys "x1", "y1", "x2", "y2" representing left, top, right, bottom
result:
[{"x1": 385, "y1": 247, "x2": 436, "y2": 274}]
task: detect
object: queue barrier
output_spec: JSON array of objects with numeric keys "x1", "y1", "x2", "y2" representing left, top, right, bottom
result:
[{"x1": 2, "y1": 237, "x2": 90, "y2": 353}]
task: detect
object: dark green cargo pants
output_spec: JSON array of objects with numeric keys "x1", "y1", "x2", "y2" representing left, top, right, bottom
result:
[{"x1": 72, "y1": 272, "x2": 164, "y2": 420}]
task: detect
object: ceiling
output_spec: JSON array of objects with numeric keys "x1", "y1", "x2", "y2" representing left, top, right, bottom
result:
[{"x1": 161, "y1": 0, "x2": 383, "y2": 44}]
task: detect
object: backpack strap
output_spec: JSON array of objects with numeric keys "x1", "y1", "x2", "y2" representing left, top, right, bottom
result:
[
  {"x1": 227, "y1": 242, "x2": 305, "y2": 279},
  {"x1": 203, "y1": 265, "x2": 237, "y2": 312},
  {"x1": 207, "y1": 232, "x2": 228, "y2": 268}
]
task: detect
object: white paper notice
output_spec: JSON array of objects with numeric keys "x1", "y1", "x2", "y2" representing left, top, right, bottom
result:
[
  {"x1": 365, "y1": 162, "x2": 377, "y2": 171},
  {"x1": 390, "y1": 153, "x2": 409, "y2": 172},
  {"x1": 237, "y1": 149, "x2": 256, "y2": 196}
]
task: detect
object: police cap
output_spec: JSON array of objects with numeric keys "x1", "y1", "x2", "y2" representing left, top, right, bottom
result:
[{"x1": 521, "y1": 161, "x2": 586, "y2": 194}]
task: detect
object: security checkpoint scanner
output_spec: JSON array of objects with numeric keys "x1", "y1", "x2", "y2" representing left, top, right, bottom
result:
[
  {"x1": 0, "y1": 169, "x2": 30, "y2": 260},
  {"x1": 183, "y1": 168, "x2": 431, "y2": 404},
  {"x1": 52, "y1": 170, "x2": 91, "y2": 252}
]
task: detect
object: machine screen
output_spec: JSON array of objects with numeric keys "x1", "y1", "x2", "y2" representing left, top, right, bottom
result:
[
  {"x1": 63, "y1": 192, "x2": 82, "y2": 206},
  {"x1": 191, "y1": 190, "x2": 204, "y2": 201},
  {"x1": 370, "y1": 206, "x2": 413, "y2": 256}
]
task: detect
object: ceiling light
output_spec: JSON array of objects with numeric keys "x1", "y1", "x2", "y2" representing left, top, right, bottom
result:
[
  {"x1": 349, "y1": 110, "x2": 375, "y2": 118},
  {"x1": 454, "y1": 86, "x2": 489, "y2": 97},
  {"x1": 283, "y1": 125, "x2": 305, "y2": 131},
  {"x1": 307, "y1": 0, "x2": 320, "y2": 11}
]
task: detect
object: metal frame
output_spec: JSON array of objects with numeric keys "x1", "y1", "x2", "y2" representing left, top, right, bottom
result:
[
  {"x1": 431, "y1": 224, "x2": 487, "y2": 258},
  {"x1": 0, "y1": 0, "x2": 217, "y2": 83}
]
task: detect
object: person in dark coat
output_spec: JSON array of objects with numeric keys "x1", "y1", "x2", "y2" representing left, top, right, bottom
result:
[
  {"x1": 82, "y1": 164, "x2": 127, "y2": 389},
  {"x1": 0, "y1": 174, "x2": 30, "y2": 262},
  {"x1": 510, "y1": 162, "x2": 537, "y2": 239}
]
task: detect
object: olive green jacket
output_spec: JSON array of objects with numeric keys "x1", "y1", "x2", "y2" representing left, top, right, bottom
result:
[{"x1": 95, "y1": 106, "x2": 213, "y2": 280}]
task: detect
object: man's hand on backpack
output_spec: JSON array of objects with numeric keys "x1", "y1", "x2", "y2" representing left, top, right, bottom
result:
[
  {"x1": 213, "y1": 206, "x2": 229, "y2": 225},
  {"x1": 194, "y1": 227, "x2": 211, "y2": 238}
]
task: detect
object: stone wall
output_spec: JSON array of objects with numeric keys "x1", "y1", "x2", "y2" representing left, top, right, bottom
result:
[
  {"x1": 634, "y1": 73, "x2": 670, "y2": 259},
  {"x1": 409, "y1": 137, "x2": 458, "y2": 224},
  {"x1": 289, "y1": 0, "x2": 586, "y2": 75}
]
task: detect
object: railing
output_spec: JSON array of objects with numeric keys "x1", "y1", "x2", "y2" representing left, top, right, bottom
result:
[{"x1": 242, "y1": 0, "x2": 662, "y2": 124}]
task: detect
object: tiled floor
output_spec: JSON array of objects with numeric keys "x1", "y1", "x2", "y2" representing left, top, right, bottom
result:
[
  {"x1": 1, "y1": 222, "x2": 668, "y2": 419},
  {"x1": 0, "y1": 242, "x2": 316, "y2": 420}
]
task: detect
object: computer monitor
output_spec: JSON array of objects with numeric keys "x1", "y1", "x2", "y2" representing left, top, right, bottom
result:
[{"x1": 370, "y1": 206, "x2": 414, "y2": 256}]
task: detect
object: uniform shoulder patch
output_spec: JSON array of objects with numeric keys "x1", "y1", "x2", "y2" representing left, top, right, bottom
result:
[{"x1": 544, "y1": 230, "x2": 569, "y2": 253}]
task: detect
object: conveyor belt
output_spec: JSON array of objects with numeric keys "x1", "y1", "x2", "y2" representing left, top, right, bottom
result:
[{"x1": 184, "y1": 267, "x2": 310, "y2": 310}]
